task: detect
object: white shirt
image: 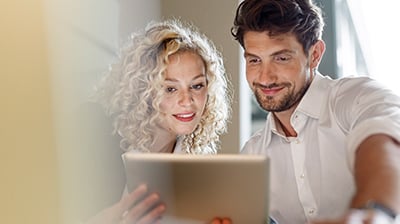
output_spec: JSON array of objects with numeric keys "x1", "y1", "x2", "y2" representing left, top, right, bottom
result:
[{"x1": 242, "y1": 73, "x2": 400, "y2": 224}]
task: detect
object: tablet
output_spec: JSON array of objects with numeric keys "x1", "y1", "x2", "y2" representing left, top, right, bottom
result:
[{"x1": 122, "y1": 153, "x2": 270, "y2": 224}]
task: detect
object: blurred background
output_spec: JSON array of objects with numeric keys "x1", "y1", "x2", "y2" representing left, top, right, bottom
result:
[{"x1": 1, "y1": 0, "x2": 399, "y2": 223}]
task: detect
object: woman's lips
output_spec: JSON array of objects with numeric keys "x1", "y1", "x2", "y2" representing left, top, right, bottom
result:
[{"x1": 173, "y1": 113, "x2": 195, "y2": 122}]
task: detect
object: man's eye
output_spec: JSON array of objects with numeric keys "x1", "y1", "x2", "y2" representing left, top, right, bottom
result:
[
  {"x1": 247, "y1": 58, "x2": 260, "y2": 64},
  {"x1": 275, "y1": 55, "x2": 291, "y2": 62}
]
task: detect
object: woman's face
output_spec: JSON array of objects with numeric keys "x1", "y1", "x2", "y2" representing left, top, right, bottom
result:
[{"x1": 159, "y1": 51, "x2": 208, "y2": 136}]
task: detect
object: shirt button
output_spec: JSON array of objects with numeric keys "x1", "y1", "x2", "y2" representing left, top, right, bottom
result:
[
  {"x1": 308, "y1": 208, "x2": 315, "y2": 215},
  {"x1": 295, "y1": 139, "x2": 301, "y2": 144},
  {"x1": 300, "y1": 173, "x2": 305, "y2": 179}
]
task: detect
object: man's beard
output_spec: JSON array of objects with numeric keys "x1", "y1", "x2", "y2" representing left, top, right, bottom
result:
[{"x1": 254, "y1": 81, "x2": 310, "y2": 112}]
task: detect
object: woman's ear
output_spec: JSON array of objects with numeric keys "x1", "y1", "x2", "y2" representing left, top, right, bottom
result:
[{"x1": 309, "y1": 40, "x2": 326, "y2": 69}]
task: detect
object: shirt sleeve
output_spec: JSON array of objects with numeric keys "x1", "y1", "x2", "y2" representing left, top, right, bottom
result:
[{"x1": 334, "y1": 77, "x2": 400, "y2": 170}]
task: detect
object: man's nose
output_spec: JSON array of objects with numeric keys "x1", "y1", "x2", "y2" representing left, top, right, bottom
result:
[{"x1": 259, "y1": 63, "x2": 277, "y2": 84}]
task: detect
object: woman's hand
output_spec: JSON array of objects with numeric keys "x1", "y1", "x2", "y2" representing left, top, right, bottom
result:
[{"x1": 86, "y1": 184, "x2": 166, "y2": 224}]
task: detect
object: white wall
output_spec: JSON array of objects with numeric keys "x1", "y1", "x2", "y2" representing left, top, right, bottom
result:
[{"x1": 44, "y1": 0, "x2": 163, "y2": 222}]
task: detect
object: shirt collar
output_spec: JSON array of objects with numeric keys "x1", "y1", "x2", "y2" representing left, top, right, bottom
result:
[
  {"x1": 295, "y1": 72, "x2": 330, "y2": 119},
  {"x1": 263, "y1": 72, "x2": 331, "y2": 145}
]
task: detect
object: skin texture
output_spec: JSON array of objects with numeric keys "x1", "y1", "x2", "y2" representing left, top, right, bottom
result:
[
  {"x1": 244, "y1": 32, "x2": 312, "y2": 113},
  {"x1": 159, "y1": 51, "x2": 208, "y2": 136},
  {"x1": 86, "y1": 184, "x2": 164, "y2": 224},
  {"x1": 311, "y1": 135, "x2": 400, "y2": 224},
  {"x1": 211, "y1": 217, "x2": 233, "y2": 224},
  {"x1": 243, "y1": 31, "x2": 324, "y2": 137}
]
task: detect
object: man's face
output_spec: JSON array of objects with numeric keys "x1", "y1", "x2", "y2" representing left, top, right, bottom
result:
[{"x1": 243, "y1": 31, "x2": 315, "y2": 113}]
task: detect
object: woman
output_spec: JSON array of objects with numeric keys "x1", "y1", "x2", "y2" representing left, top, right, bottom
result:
[{"x1": 88, "y1": 19, "x2": 233, "y2": 224}]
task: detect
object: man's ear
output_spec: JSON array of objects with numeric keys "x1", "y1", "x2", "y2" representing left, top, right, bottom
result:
[{"x1": 309, "y1": 40, "x2": 325, "y2": 69}]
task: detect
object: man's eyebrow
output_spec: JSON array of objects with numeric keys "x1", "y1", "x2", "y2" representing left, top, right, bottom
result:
[
  {"x1": 244, "y1": 49, "x2": 295, "y2": 58},
  {"x1": 243, "y1": 52, "x2": 259, "y2": 58},
  {"x1": 270, "y1": 49, "x2": 295, "y2": 56}
]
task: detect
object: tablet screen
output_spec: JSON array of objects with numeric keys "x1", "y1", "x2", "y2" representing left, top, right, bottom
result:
[{"x1": 122, "y1": 153, "x2": 270, "y2": 224}]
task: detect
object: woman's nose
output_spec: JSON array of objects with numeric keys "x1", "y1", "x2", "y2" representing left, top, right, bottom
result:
[{"x1": 178, "y1": 91, "x2": 193, "y2": 106}]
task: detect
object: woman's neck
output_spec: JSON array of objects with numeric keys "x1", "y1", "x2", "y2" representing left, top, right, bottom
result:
[{"x1": 149, "y1": 125, "x2": 177, "y2": 153}]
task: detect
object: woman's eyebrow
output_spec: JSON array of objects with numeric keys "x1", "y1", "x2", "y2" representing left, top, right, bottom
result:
[{"x1": 164, "y1": 74, "x2": 206, "y2": 82}]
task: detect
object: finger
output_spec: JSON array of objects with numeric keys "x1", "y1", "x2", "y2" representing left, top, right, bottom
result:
[
  {"x1": 136, "y1": 204, "x2": 166, "y2": 224},
  {"x1": 118, "y1": 184, "x2": 148, "y2": 212},
  {"x1": 126, "y1": 192, "x2": 162, "y2": 223},
  {"x1": 222, "y1": 217, "x2": 232, "y2": 224},
  {"x1": 210, "y1": 218, "x2": 222, "y2": 224}
]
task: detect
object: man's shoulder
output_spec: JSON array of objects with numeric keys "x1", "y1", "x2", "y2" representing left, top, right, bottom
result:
[
  {"x1": 249, "y1": 128, "x2": 265, "y2": 141},
  {"x1": 315, "y1": 73, "x2": 374, "y2": 86},
  {"x1": 331, "y1": 75, "x2": 380, "y2": 88},
  {"x1": 313, "y1": 74, "x2": 387, "y2": 100},
  {"x1": 241, "y1": 127, "x2": 266, "y2": 154}
]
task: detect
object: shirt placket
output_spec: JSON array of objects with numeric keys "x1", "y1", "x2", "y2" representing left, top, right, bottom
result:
[{"x1": 290, "y1": 113, "x2": 318, "y2": 221}]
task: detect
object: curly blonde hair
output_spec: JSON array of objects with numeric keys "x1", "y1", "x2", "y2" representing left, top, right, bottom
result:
[{"x1": 94, "y1": 19, "x2": 232, "y2": 154}]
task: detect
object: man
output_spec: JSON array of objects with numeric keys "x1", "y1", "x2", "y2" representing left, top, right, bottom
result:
[{"x1": 231, "y1": 0, "x2": 400, "y2": 223}]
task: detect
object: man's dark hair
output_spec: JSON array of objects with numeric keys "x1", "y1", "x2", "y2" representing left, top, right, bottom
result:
[{"x1": 231, "y1": 0, "x2": 324, "y2": 55}]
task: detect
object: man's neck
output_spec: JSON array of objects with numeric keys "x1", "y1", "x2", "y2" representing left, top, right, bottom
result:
[{"x1": 273, "y1": 107, "x2": 298, "y2": 137}]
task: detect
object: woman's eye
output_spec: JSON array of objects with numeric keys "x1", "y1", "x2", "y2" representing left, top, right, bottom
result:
[
  {"x1": 166, "y1": 87, "x2": 176, "y2": 93},
  {"x1": 191, "y1": 83, "x2": 205, "y2": 90}
]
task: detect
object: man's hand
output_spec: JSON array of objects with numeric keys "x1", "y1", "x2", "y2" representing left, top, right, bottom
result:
[
  {"x1": 210, "y1": 217, "x2": 232, "y2": 224},
  {"x1": 310, "y1": 209, "x2": 398, "y2": 224}
]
